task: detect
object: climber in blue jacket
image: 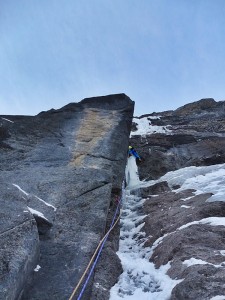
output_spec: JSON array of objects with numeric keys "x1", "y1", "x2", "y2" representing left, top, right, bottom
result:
[{"x1": 128, "y1": 146, "x2": 142, "y2": 161}]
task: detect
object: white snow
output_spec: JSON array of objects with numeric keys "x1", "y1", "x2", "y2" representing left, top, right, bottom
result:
[
  {"x1": 219, "y1": 250, "x2": 225, "y2": 256},
  {"x1": 1, "y1": 117, "x2": 14, "y2": 123},
  {"x1": 141, "y1": 163, "x2": 225, "y2": 204},
  {"x1": 181, "y1": 205, "x2": 191, "y2": 208},
  {"x1": 13, "y1": 184, "x2": 56, "y2": 210},
  {"x1": 34, "y1": 265, "x2": 41, "y2": 272},
  {"x1": 162, "y1": 164, "x2": 225, "y2": 202},
  {"x1": 178, "y1": 217, "x2": 225, "y2": 230},
  {"x1": 131, "y1": 117, "x2": 171, "y2": 137},
  {"x1": 183, "y1": 257, "x2": 225, "y2": 269},
  {"x1": 27, "y1": 206, "x2": 49, "y2": 221},
  {"x1": 34, "y1": 195, "x2": 57, "y2": 211},
  {"x1": 210, "y1": 296, "x2": 225, "y2": 300},
  {"x1": 13, "y1": 184, "x2": 29, "y2": 196},
  {"x1": 183, "y1": 257, "x2": 211, "y2": 267}
]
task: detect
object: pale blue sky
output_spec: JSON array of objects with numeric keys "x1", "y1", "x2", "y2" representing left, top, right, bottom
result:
[{"x1": 1, "y1": 0, "x2": 225, "y2": 116}]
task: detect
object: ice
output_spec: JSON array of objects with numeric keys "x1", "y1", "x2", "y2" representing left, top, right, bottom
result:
[
  {"x1": 110, "y1": 147, "x2": 225, "y2": 299},
  {"x1": 125, "y1": 156, "x2": 141, "y2": 189},
  {"x1": 110, "y1": 159, "x2": 181, "y2": 299}
]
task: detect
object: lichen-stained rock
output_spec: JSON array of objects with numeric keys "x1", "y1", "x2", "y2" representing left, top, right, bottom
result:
[{"x1": 0, "y1": 94, "x2": 134, "y2": 300}]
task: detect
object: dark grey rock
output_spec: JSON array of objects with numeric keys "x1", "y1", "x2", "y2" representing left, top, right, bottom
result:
[{"x1": 0, "y1": 94, "x2": 134, "y2": 300}]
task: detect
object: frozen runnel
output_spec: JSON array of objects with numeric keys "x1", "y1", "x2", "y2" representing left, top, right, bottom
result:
[{"x1": 110, "y1": 157, "x2": 181, "y2": 300}]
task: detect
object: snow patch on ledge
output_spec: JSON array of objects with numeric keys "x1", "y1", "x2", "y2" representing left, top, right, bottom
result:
[
  {"x1": 131, "y1": 117, "x2": 171, "y2": 137},
  {"x1": 27, "y1": 206, "x2": 49, "y2": 221},
  {"x1": 183, "y1": 257, "x2": 225, "y2": 269},
  {"x1": 13, "y1": 183, "x2": 56, "y2": 210}
]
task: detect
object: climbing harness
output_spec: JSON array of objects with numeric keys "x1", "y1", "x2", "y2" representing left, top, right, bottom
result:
[{"x1": 68, "y1": 195, "x2": 122, "y2": 300}]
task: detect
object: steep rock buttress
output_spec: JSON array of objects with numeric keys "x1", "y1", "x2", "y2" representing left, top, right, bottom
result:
[{"x1": 0, "y1": 94, "x2": 134, "y2": 300}]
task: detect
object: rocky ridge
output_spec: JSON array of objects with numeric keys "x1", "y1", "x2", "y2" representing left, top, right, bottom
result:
[
  {"x1": 0, "y1": 94, "x2": 134, "y2": 300},
  {"x1": 130, "y1": 98, "x2": 225, "y2": 299}
]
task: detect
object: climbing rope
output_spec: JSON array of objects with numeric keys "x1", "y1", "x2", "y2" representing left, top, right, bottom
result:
[{"x1": 68, "y1": 195, "x2": 122, "y2": 300}]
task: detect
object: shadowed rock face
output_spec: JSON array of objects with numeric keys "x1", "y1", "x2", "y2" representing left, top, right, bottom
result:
[
  {"x1": 0, "y1": 94, "x2": 134, "y2": 300},
  {"x1": 131, "y1": 98, "x2": 225, "y2": 299},
  {"x1": 131, "y1": 98, "x2": 225, "y2": 181}
]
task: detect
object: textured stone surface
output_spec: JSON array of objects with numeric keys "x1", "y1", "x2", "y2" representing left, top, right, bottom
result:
[
  {"x1": 130, "y1": 98, "x2": 225, "y2": 299},
  {"x1": 131, "y1": 98, "x2": 225, "y2": 181},
  {"x1": 0, "y1": 94, "x2": 134, "y2": 300}
]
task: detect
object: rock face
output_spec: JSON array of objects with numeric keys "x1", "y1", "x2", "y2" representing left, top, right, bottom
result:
[
  {"x1": 0, "y1": 94, "x2": 134, "y2": 300},
  {"x1": 132, "y1": 98, "x2": 225, "y2": 181},
  {"x1": 130, "y1": 98, "x2": 225, "y2": 299}
]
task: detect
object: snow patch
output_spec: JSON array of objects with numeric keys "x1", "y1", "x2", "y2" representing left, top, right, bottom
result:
[
  {"x1": 131, "y1": 117, "x2": 171, "y2": 137},
  {"x1": 210, "y1": 296, "x2": 225, "y2": 300},
  {"x1": 13, "y1": 184, "x2": 56, "y2": 210},
  {"x1": 178, "y1": 217, "x2": 225, "y2": 230},
  {"x1": 1, "y1": 117, "x2": 14, "y2": 123},
  {"x1": 183, "y1": 257, "x2": 225, "y2": 269},
  {"x1": 183, "y1": 257, "x2": 210, "y2": 267},
  {"x1": 181, "y1": 205, "x2": 191, "y2": 208},
  {"x1": 13, "y1": 184, "x2": 29, "y2": 196},
  {"x1": 34, "y1": 265, "x2": 41, "y2": 272},
  {"x1": 34, "y1": 195, "x2": 57, "y2": 211},
  {"x1": 27, "y1": 206, "x2": 49, "y2": 221},
  {"x1": 219, "y1": 250, "x2": 225, "y2": 256}
]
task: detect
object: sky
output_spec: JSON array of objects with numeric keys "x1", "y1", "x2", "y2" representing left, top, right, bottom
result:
[{"x1": 1, "y1": 0, "x2": 225, "y2": 116}]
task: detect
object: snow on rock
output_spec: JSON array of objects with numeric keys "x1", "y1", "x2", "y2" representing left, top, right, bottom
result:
[
  {"x1": 13, "y1": 184, "x2": 56, "y2": 211},
  {"x1": 131, "y1": 117, "x2": 171, "y2": 137},
  {"x1": 1, "y1": 117, "x2": 14, "y2": 123},
  {"x1": 34, "y1": 195, "x2": 57, "y2": 211},
  {"x1": 27, "y1": 206, "x2": 49, "y2": 221},
  {"x1": 210, "y1": 296, "x2": 225, "y2": 300},
  {"x1": 183, "y1": 257, "x2": 225, "y2": 269},
  {"x1": 178, "y1": 217, "x2": 225, "y2": 230},
  {"x1": 142, "y1": 163, "x2": 225, "y2": 203},
  {"x1": 34, "y1": 265, "x2": 41, "y2": 272},
  {"x1": 13, "y1": 184, "x2": 29, "y2": 196}
]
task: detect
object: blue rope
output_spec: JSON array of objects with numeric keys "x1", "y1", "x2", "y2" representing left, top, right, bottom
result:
[{"x1": 77, "y1": 196, "x2": 122, "y2": 300}]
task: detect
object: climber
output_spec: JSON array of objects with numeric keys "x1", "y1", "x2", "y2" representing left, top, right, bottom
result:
[{"x1": 128, "y1": 146, "x2": 142, "y2": 161}]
